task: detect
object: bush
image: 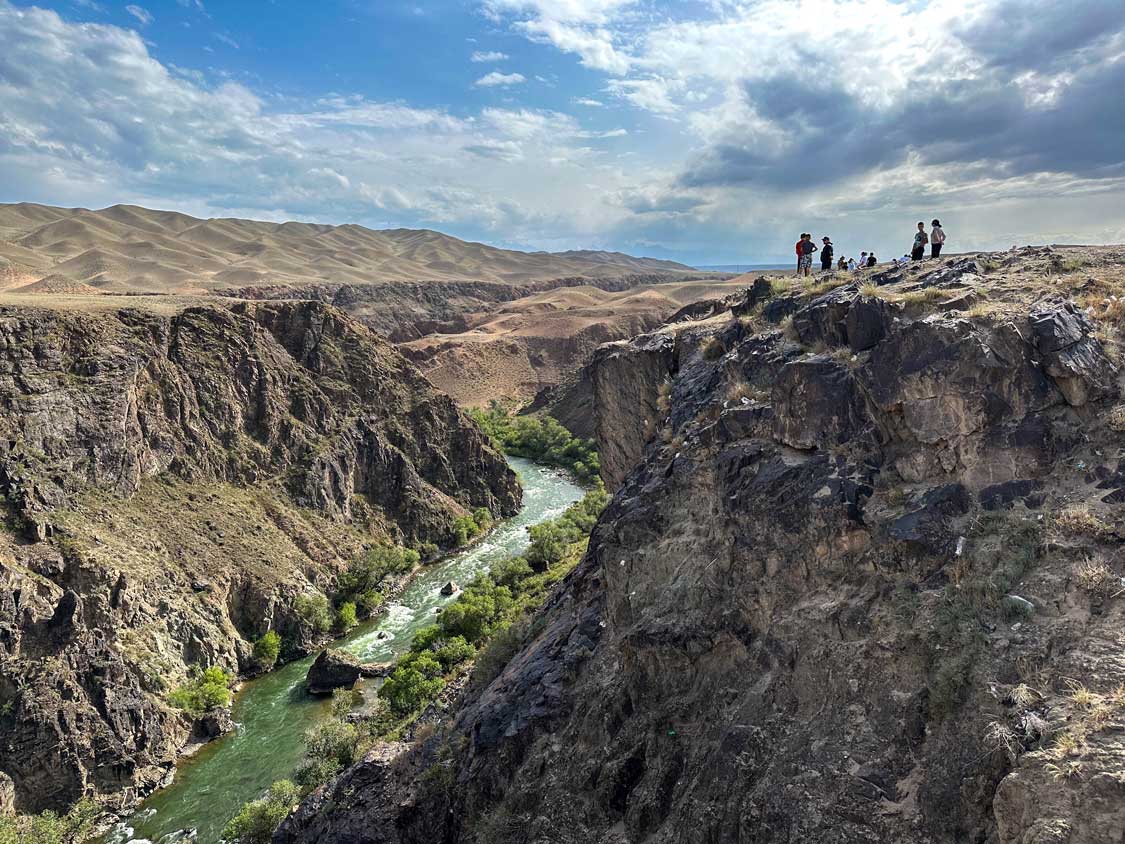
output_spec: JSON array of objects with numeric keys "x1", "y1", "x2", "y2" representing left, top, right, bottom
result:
[
  {"x1": 168, "y1": 665, "x2": 233, "y2": 716},
  {"x1": 473, "y1": 507, "x2": 494, "y2": 532},
  {"x1": 378, "y1": 658, "x2": 446, "y2": 716},
  {"x1": 467, "y1": 405, "x2": 600, "y2": 484},
  {"x1": 293, "y1": 593, "x2": 332, "y2": 636},
  {"x1": 222, "y1": 780, "x2": 300, "y2": 844},
  {"x1": 337, "y1": 546, "x2": 420, "y2": 601},
  {"x1": 335, "y1": 601, "x2": 358, "y2": 633},
  {"x1": 355, "y1": 589, "x2": 383, "y2": 617},
  {"x1": 438, "y1": 579, "x2": 514, "y2": 643},
  {"x1": 303, "y1": 719, "x2": 360, "y2": 769},
  {"x1": 434, "y1": 635, "x2": 476, "y2": 670},
  {"x1": 526, "y1": 521, "x2": 569, "y2": 571},
  {"x1": 0, "y1": 799, "x2": 99, "y2": 844},
  {"x1": 252, "y1": 631, "x2": 281, "y2": 670},
  {"x1": 451, "y1": 513, "x2": 481, "y2": 546}
]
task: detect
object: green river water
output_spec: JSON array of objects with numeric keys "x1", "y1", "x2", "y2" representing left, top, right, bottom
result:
[{"x1": 106, "y1": 457, "x2": 583, "y2": 844}]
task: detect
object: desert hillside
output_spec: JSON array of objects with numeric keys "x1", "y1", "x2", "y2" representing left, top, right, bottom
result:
[
  {"x1": 0, "y1": 202, "x2": 696, "y2": 295},
  {"x1": 400, "y1": 277, "x2": 757, "y2": 406}
]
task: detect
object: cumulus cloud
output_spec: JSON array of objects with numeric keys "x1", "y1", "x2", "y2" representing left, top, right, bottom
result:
[
  {"x1": 471, "y1": 50, "x2": 508, "y2": 62},
  {"x1": 473, "y1": 71, "x2": 526, "y2": 87},
  {"x1": 484, "y1": 0, "x2": 634, "y2": 73},
  {"x1": 0, "y1": 0, "x2": 635, "y2": 248}
]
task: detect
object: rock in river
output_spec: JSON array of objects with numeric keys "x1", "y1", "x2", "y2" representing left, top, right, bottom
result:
[{"x1": 305, "y1": 648, "x2": 392, "y2": 695}]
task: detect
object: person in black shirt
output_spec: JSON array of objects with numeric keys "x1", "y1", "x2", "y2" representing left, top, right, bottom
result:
[{"x1": 820, "y1": 237, "x2": 834, "y2": 271}]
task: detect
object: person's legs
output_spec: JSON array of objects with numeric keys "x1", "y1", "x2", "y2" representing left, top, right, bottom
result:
[{"x1": 931, "y1": 243, "x2": 942, "y2": 259}]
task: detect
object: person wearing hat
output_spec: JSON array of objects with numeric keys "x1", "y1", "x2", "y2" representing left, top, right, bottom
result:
[{"x1": 820, "y1": 236, "x2": 834, "y2": 272}]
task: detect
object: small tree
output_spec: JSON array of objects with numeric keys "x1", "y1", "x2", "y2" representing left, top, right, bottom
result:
[
  {"x1": 335, "y1": 601, "x2": 358, "y2": 633},
  {"x1": 252, "y1": 631, "x2": 281, "y2": 670},
  {"x1": 222, "y1": 780, "x2": 300, "y2": 844},
  {"x1": 293, "y1": 593, "x2": 332, "y2": 636}
]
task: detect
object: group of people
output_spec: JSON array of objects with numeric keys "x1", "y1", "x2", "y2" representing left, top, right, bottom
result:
[{"x1": 794, "y1": 219, "x2": 947, "y2": 277}]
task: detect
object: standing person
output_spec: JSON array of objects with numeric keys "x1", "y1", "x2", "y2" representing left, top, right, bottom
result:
[
  {"x1": 911, "y1": 222, "x2": 928, "y2": 261},
  {"x1": 931, "y1": 219, "x2": 946, "y2": 259},
  {"x1": 795, "y1": 233, "x2": 805, "y2": 276},
  {"x1": 820, "y1": 236, "x2": 834, "y2": 272},
  {"x1": 799, "y1": 233, "x2": 818, "y2": 278}
]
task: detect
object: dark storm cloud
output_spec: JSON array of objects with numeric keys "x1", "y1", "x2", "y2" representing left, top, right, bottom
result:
[{"x1": 680, "y1": 3, "x2": 1125, "y2": 191}]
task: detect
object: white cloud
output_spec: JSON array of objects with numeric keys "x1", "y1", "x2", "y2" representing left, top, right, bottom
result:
[
  {"x1": 473, "y1": 71, "x2": 526, "y2": 87},
  {"x1": 125, "y1": 4, "x2": 152, "y2": 25},
  {"x1": 214, "y1": 32, "x2": 239, "y2": 48},
  {"x1": 471, "y1": 50, "x2": 508, "y2": 62},
  {"x1": 484, "y1": 0, "x2": 634, "y2": 73},
  {"x1": 573, "y1": 97, "x2": 603, "y2": 106}
]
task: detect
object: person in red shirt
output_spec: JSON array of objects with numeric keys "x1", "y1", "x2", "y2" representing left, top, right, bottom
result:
[{"x1": 795, "y1": 234, "x2": 805, "y2": 276}]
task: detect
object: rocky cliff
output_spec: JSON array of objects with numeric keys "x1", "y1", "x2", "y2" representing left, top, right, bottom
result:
[
  {"x1": 0, "y1": 300, "x2": 519, "y2": 815},
  {"x1": 276, "y1": 246, "x2": 1125, "y2": 844}
]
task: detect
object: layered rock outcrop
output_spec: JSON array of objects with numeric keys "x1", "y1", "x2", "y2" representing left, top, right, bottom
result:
[
  {"x1": 277, "y1": 251, "x2": 1125, "y2": 844},
  {"x1": 0, "y1": 300, "x2": 519, "y2": 814}
]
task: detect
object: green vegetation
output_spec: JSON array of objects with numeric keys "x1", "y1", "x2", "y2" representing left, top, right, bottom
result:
[
  {"x1": 221, "y1": 780, "x2": 300, "y2": 844},
  {"x1": 335, "y1": 544, "x2": 422, "y2": 617},
  {"x1": 468, "y1": 405, "x2": 600, "y2": 484},
  {"x1": 252, "y1": 631, "x2": 281, "y2": 670},
  {"x1": 293, "y1": 593, "x2": 332, "y2": 636},
  {"x1": 0, "y1": 800, "x2": 99, "y2": 844},
  {"x1": 334, "y1": 601, "x2": 358, "y2": 633},
  {"x1": 167, "y1": 665, "x2": 234, "y2": 716},
  {"x1": 222, "y1": 483, "x2": 609, "y2": 844}
]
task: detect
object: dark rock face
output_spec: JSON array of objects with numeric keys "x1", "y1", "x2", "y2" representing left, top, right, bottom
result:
[
  {"x1": 0, "y1": 300, "x2": 518, "y2": 814},
  {"x1": 1028, "y1": 300, "x2": 1119, "y2": 406},
  {"x1": 276, "y1": 283, "x2": 1124, "y2": 844},
  {"x1": 589, "y1": 331, "x2": 678, "y2": 489},
  {"x1": 305, "y1": 649, "x2": 391, "y2": 695}
]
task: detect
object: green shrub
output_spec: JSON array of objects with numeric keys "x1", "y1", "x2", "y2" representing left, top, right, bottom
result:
[
  {"x1": 0, "y1": 799, "x2": 99, "y2": 844},
  {"x1": 434, "y1": 635, "x2": 476, "y2": 670},
  {"x1": 337, "y1": 546, "x2": 420, "y2": 601},
  {"x1": 473, "y1": 507, "x2": 494, "y2": 532},
  {"x1": 452, "y1": 513, "x2": 481, "y2": 546},
  {"x1": 222, "y1": 780, "x2": 299, "y2": 844},
  {"x1": 335, "y1": 601, "x2": 358, "y2": 633},
  {"x1": 293, "y1": 593, "x2": 332, "y2": 636},
  {"x1": 467, "y1": 406, "x2": 600, "y2": 484},
  {"x1": 526, "y1": 521, "x2": 569, "y2": 571},
  {"x1": 303, "y1": 719, "x2": 360, "y2": 769},
  {"x1": 167, "y1": 665, "x2": 233, "y2": 716},
  {"x1": 438, "y1": 579, "x2": 514, "y2": 643},
  {"x1": 355, "y1": 589, "x2": 383, "y2": 617},
  {"x1": 380, "y1": 666, "x2": 445, "y2": 715},
  {"x1": 252, "y1": 631, "x2": 281, "y2": 670}
]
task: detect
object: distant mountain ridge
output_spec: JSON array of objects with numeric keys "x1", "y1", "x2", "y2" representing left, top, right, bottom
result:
[{"x1": 0, "y1": 202, "x2": 695, "y2": 295}]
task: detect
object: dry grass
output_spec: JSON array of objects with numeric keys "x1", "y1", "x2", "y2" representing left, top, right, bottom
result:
[
  {"x1": 701, "y1": 335, "x2": 726, "y2": 361},
  {"x1": 859, "y1": 282, "x2": 883, "y2": 297},
  {"x1": 1074, "y1": 557, "x2": 1115, "y2": 594},
  {"x1": 805, "y1": 277, "x2": 849, "y2": 296},
  {"x1": 780, "y1": 314, "x2": 799, "y2": 343},
  {"x1": 1010, "y1": 683, "x2": 1041, "y2": 708},
  {"x1": 656, "y1": 380, "x2": 673, "y2": 415},
  {"x1": 1053, "y1": 506, "x2": 1114, "y2": 540},
  {"x1": 1108, "y1": 405, "x2": 1125, "y2": 432},
  {"x1": 889, "y1": 287, "x2": 950, "y2": 306},
  {"x1": 726, "y1": 379, "x2": 768, "y2": 404}
]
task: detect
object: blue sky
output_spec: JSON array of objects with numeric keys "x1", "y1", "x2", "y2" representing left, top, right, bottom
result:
[{"x1": 2, "y1": 0, "x2": 1124, "y2": 264}]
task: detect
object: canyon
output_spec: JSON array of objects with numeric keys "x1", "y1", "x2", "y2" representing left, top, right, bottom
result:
[
  {"x1": 276, "y1": 245, "x2": 1125, "y2": 844},
  {"x1": 1, "y1": 201, "x2": 1123, "y2": 844}
]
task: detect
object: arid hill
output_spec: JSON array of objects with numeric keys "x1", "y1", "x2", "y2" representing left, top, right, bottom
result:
[
  {"x1": 400, "y1": 277, "x2": 756, "y2": 406},
  {"x1": 0, "y1": 202, "x2": 695, "y2": 295}
]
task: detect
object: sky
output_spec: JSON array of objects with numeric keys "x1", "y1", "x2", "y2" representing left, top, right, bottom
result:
[{"x1": 1, "y1": 0, "x2": 1123, "y2": 265}]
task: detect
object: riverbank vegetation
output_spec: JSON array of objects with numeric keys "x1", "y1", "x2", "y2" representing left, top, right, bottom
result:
[
  {"x1": 0, "y1": 799, "x2": 98, "y2": 844},
  {"x1": 167, "y1": 666, "x2": 234, "y2": 716},
  {"x1": 221, "y1": 483, "x2": 608, "y2": 843},
  {"x1": 468, "y1": 405, "x2": 599, "y2": 484}
]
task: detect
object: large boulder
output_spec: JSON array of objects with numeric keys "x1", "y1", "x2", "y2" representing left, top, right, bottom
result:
[
  {"x1": 305, "y1": 649, "x2": 391, "y2": 695},
  {"x1": 1028, "y1": 300, "x2": 1118, "y2": 406}
]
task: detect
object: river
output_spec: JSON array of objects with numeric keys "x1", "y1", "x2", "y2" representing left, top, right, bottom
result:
[{"x1": 107, "y1": 457, "x2": 584, "y2": 844}]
